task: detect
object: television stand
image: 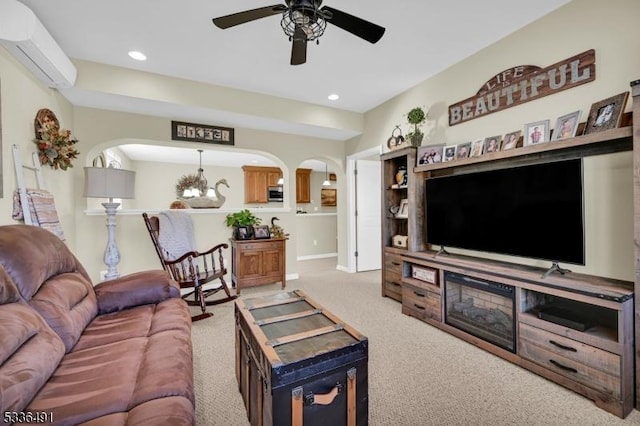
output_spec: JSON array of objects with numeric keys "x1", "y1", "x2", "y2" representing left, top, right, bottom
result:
[
  {"x1": 433, "y1": 246, "x2": 450, "y2": 258},
  {"x1": 541, "y1": 261, "x2": 571, "y2": 279}
]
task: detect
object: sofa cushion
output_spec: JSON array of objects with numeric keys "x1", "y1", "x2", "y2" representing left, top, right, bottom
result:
[
  {"x1": 94, "y1": 270, "x2": 179, "y2": 315},
  {"x1": 25, "y1": 303, "x2": 194, "y2": 425},
  {"x1": 73, "y1": 298, "x2": 190, "y2": 352},
  {"x1": 76, "y1": 397, "x2": 194, "y2": 426},
  {"x1": 29, "y1": 271, "x2": 98, "y2": 353},
  {"x1": 0, "y1": 287, "x2": 65, "y2": 413},
  {"x1": 0, "y1": 225, "x2": 90, "y2": 301}
]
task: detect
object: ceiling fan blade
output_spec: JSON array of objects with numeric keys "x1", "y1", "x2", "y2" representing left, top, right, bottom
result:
[
  {"x1": 290, "y1": 24, "x2": 308, "y2": 65},
  {"x1": 321, "y1": 6, "x2": 385, "y2": 44},
  {"x1": 212, "y1": 5, "x2": 287, "y2": 29}
]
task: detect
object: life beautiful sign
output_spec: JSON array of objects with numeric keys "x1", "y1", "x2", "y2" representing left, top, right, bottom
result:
[{"x1": 448, "y1": 50, "x2": 595, "y2": 126}]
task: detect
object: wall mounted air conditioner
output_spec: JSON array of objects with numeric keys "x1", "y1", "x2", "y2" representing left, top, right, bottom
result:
[{"x1": 0, "y1": 0, "x2": 77, "y2": 88}]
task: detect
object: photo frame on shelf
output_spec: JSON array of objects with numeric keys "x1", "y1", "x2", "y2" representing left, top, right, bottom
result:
[
  {"x1": 501, "y1": 130, "x2": 521, "y2": 150},
  {"x1": 417, "y1": 144, "x2": 444, "y2": 165},
  {"x1": 254, "y1": 225, "x2": 271, "y2": 240},
  {"x1": 552, "y1": 110, "x2": 581, "y2": 141},
  {"x1": 234, "y1": 226, "x2": 253, "y2": 240},
  {"x1": 456, "y1": 142, "x2": 472, "y2": 159},
  {"x1": 395, "y1": 198, "x2": 409, "y2": 218},
  {"x1": 584, "y1": 92, "x2": 629, "y2": 135},
  {"x1": 483, "y1": 135, "x2": 502, "y2": 153},
  {"x1": 443, "y1": 146, "x2": 457, "y2": 162},
  {"x1": 524, "y1": 120, "x2": 550, "y2": 146},
  {"x1": 470, "y1": 139, "x2": 484, "y2": 157}
]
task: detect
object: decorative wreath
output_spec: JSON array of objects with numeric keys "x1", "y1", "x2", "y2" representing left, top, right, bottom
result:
[{"x1": 33, "y1": 109, "x2": 79, "y2": 171}]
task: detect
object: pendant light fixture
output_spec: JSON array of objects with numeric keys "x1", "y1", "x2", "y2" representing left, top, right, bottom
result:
[
  {"x1": 322, "y1": 163, "x2": 331, "y2": 186},
  {"x1": 182, "y1": 149, "x2": 209, "y2": 198}
]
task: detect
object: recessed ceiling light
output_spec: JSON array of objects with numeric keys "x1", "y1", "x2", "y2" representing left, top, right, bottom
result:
[
  {"x1": 328, "y1": 93, "x2": 340, "y2": 101},
  {"x1": 128, "y1": 51, "x2": 147, "y2": 61}
]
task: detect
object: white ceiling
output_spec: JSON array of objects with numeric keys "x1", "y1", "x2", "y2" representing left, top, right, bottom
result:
[{"x1": 17, "y1": 0, "x2": 570, "y2": 164}]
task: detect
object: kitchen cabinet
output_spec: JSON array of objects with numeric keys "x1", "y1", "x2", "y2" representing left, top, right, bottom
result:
[{"x1": 242, "y1": 165, "x2": 282, "y2": 203}]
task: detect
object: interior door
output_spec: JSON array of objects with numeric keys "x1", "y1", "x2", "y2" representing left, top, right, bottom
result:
[{"x1": 355, "y1": 160, "x2": 381, "y2": 271}]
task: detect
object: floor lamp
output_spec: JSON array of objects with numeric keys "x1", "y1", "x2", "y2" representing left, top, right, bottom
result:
[{"x1": 83, "y1": 167, "x2": 136, "y2": 280}]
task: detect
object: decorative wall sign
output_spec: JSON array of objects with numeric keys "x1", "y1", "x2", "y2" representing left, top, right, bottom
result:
[
  {"x1": 449, "y1": 50, "x2": 596, "y2": 126},
  {"x1": 171, "y1": 120, "x2": 234, "y2": 145}
]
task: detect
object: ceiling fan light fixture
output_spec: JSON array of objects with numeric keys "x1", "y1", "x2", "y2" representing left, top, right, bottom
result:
[{"x1": 281, "y1": 7, "x2": 327, "y2": 42}]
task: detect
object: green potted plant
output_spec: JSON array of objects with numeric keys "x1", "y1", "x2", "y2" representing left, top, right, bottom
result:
[
  {"x1": 406, "y1": 106, "x2": 428, "y2": 147},
  {"x1": 225, "y1": 209, "x2": 261, "y2": 240}
]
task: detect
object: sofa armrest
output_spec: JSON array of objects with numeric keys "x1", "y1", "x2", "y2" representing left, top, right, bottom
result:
[{"x1": 94, "y1": 270, "x2": 180, "y2": 314}]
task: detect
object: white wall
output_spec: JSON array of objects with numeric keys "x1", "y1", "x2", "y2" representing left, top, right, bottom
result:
[
  {"x1": 0, "y1": 48, "x2": 76, "y2": 244},
  {"x1": 347, "y1": 0, "x2": 640, "y2": 281}
]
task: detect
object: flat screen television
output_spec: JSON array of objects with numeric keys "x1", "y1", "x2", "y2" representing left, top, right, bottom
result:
[{"x1": 425, "y1": 158, "x2": 584, "y2": 265}]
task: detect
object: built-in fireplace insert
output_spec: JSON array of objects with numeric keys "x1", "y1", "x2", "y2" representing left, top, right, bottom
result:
[{"x1": 444, "y1": 272, "x2": 516, "y2": 352}]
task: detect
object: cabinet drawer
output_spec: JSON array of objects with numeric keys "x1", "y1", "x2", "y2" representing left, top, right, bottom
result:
[
  {"x1": 384, "y1": 270, "x2": 402, "y2": 286},
  {"x1": 519, "y1": 323, "x2": 620, "y2": 377},
  {"x1": 239, "y1": 241, "x2": 281, "y2": 251},
  {"x1": 384, "y1": 280, "x2": 402, "y2": 297},
  {"x1": 402, "y1": 283, "x2": 441, "y2": 322},
  {"x1": 519, "y1": 324, "x2": 620, "y2": 397},
  {"x1": 384, "y1": 255, "x2": 402, "y2": 274}
]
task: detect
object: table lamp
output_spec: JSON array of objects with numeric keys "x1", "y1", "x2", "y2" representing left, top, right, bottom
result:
[{"x1": 83, "y1": 166, "x2": 135, "y2": 280}]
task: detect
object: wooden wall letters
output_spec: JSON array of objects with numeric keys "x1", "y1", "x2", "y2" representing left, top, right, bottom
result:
[{"x1": 448, "y1": 50, "x2": 595, "y2": 126}]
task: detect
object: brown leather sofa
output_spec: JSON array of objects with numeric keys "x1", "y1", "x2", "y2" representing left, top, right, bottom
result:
[{"x1": 0, "y1": 225, "x2": 195, "y2": 425}]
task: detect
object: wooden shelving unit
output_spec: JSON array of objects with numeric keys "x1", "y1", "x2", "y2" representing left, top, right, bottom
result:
[{"x1": 380, "y1": 147, "x2": 425, "y2": 301}]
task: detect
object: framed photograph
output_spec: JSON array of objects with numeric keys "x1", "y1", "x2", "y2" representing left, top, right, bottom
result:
[
  {"x1": 584, "y1": 92, "x2": 629, "y2": 134},
  {"x1": 501, "y1": 130, "x2": 521, "y2": 150},
  {"x1": 443, "y1": 146, "x2": 457, "y2": 162},
  {"x1": 171, "y1": 120, "x2": 235, "y2": 146},
  {"x1": 456, "y1": 142, "x2": 472, "y2": 159},
  {"x1": 396, "y1": 198, "x2": 409, "y2": 218},
  {"x1": 321, "y1": 188, "x2": 337, "y2": 206},
  {"x1": 234, "y1": 226, "x2": 253, "y2": 240},
  {"x1": 552, "y1": 110, "x2": 581, "y2": 141},
  {"x1": 417, "y1": 144, "x2": 444, "y2": 166},
  {"x1": 483, "y1": 135, "x2": 502, "y2": 153},
  {"x1": 524, "y1": 120, "x2": 550, "y2": 146},
  {"x1": 470, "y1": 139, "x2": 484, "y2": 157},
  {"x1": 254, "y1": 225, "x2": 271, "y2": 240}
]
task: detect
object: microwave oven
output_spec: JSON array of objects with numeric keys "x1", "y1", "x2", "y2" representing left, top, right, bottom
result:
[{"x1": 267, "y1": 186, "x2": 283, "y2": 202}]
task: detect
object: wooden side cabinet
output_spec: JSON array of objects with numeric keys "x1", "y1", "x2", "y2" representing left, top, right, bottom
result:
[
  {"x1": 242, "y1": 165, "x2": 282, "y2": 203},
  {"x1": 230, "y1": 238, "x2": 287, "y2": 294},
  {"x1": 296, "y1": 168, "x2": 311, "y2": 203}
]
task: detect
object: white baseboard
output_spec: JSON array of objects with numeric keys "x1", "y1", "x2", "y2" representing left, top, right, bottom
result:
[
  {"x1": 286, "y1": 273, "x2": 299, "y2": 281},
  {"x1": 336, "y1": 265, "x2": 350, "y2": 273},
  {"x1": 296, "y1": 253, "x2": 338, "y2": 261}
]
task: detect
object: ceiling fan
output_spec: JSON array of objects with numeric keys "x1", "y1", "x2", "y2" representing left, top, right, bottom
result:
[{"x1": 212, "y1": 0, "x2": 385, "y2": 65}]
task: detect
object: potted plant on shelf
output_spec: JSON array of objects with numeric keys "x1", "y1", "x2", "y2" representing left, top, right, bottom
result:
[
  {"x1": 225, "y1": 209, "x2": 261, "y2": 240},
  {"x1": 406, "y1": 106, "x2": 428, "y2": 147}
]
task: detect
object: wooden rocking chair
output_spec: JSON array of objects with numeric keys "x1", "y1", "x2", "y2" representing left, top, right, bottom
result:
[{"x1": 142, "y1": 212, "x2": 236, "y2": 321}]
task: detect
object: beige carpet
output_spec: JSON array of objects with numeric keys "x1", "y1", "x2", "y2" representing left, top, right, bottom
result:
[{"x1": 190, "y1": 259, "x2": 640, "y2": 425}]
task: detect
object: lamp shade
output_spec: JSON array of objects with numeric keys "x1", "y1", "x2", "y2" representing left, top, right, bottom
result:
[{"x1": 83, "y1": 167, "x2": 136, "y2": 199}]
